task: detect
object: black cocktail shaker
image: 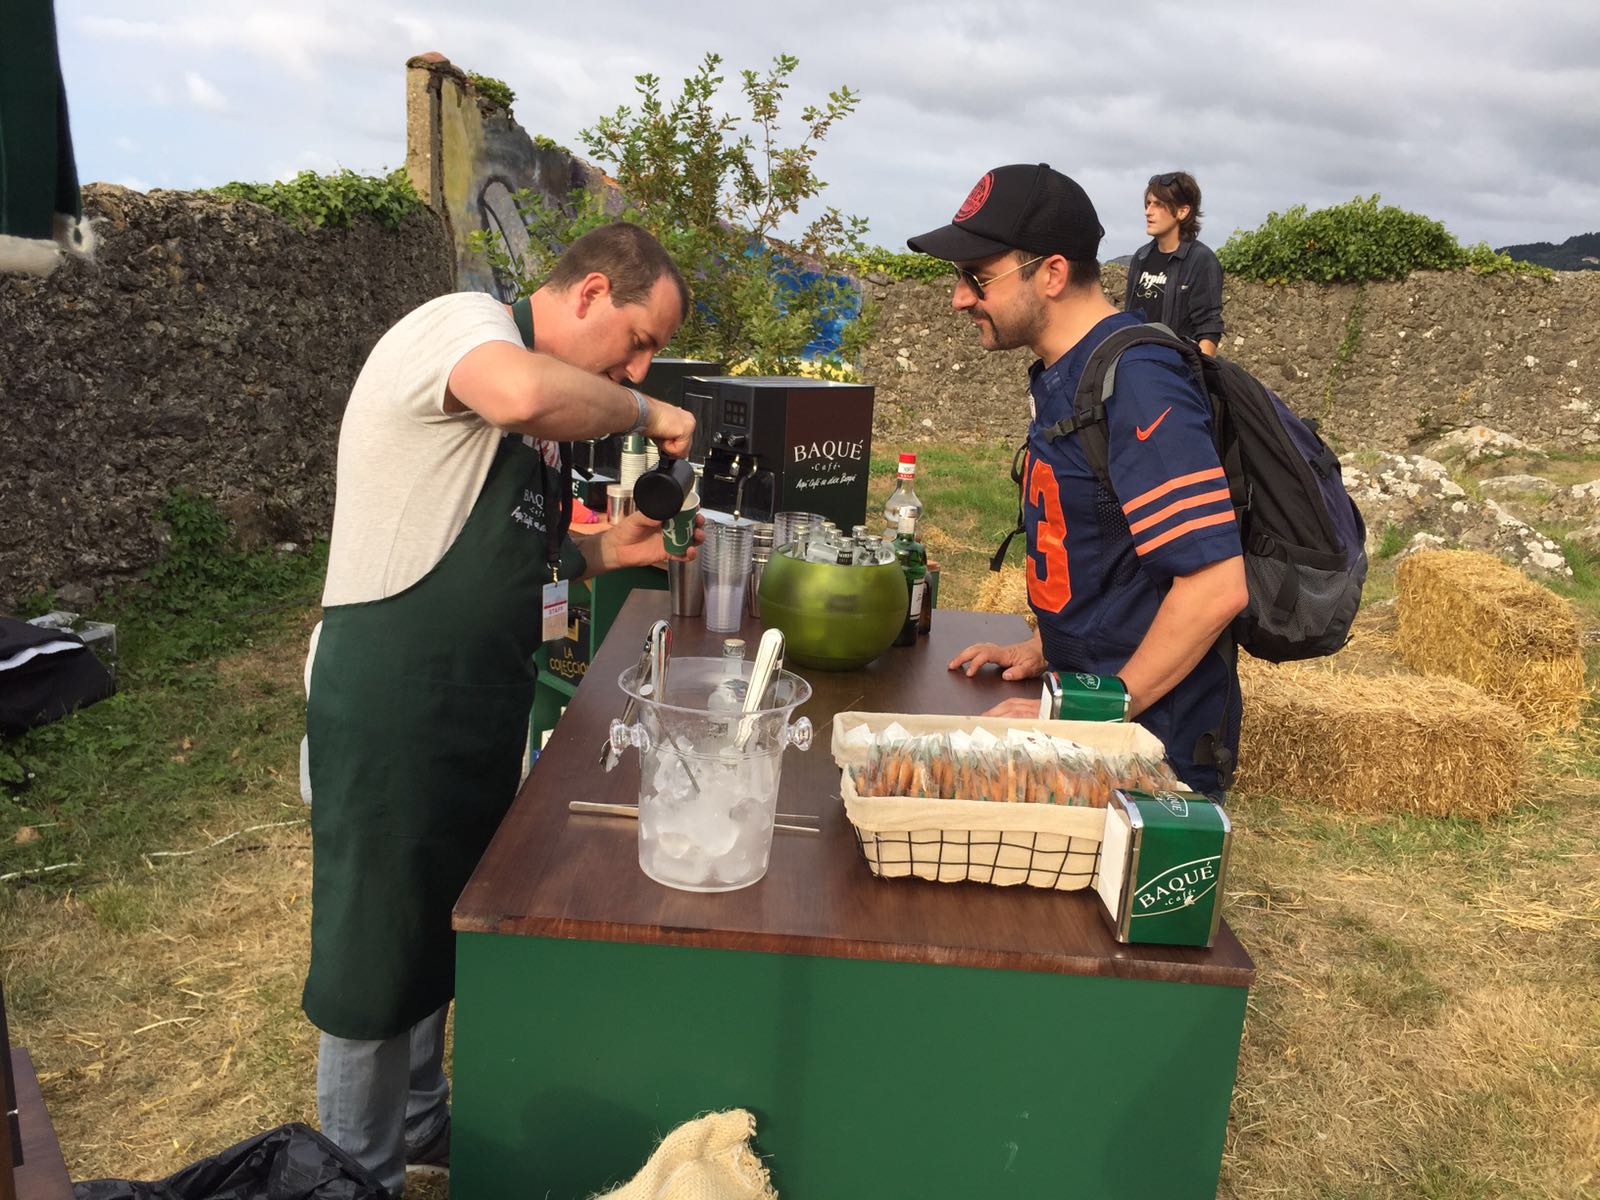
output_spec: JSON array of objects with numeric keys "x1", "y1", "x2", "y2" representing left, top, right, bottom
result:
[{"x1": 632, "y1": 456, "x2": 696, "y2": 522}]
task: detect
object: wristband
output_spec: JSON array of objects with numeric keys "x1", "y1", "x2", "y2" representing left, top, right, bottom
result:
[
  {"x1": 627, "y1": 388, "x2": 650, "y2": 436},
  {"x1": 1039, "y1": 671, "x2": 1131, "y2": 722}
]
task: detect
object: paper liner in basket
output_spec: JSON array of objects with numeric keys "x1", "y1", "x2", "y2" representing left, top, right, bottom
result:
[{"x1": 830, "y1": 712, "x2": 1167, "y2": 891}]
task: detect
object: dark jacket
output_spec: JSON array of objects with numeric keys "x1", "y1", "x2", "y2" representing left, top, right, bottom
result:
[{"x1": 1125, "y1": 237, "x2": 1224, "y2": 346}]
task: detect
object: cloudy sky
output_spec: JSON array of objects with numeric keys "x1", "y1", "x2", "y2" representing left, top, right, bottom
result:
[{"x1": 57, "y1": 0, "x2": 1600, "y2": 257}]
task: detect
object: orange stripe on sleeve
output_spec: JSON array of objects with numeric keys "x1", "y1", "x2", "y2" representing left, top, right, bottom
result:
[
  {"x1": 1127, "y1": 487, "x2": 1233, "y2": 535},
  {"x1": 1134, "y1": 510, "x2": 1236, "y2": 556},
  {"x1": 1121, "y1": 466, "x2": 1226, "y2": 517}
]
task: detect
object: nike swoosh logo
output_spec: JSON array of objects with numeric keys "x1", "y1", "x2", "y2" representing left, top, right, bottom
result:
[{"x1": 1136, "y1": 407, "x2": 1173, "y2": 441}]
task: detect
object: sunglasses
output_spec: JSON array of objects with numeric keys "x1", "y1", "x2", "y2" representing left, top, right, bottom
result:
[
  {"x1": 1149, "y1": 173, "x2": 1191, "y2": 205},
  {"x1": 955, "y1": 255, "x2": 1044, "y2": 300}
]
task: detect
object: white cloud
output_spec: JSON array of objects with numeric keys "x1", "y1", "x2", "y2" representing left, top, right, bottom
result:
[
  {"x1": 60, "y1": 0, "x2": 1600, "y2": 251},
  {"x1": 114, "y1": 135, "x2": 141, "y2": 154},
  {"x1": 184, "y1": 71, "x2": 231, "y2": 115},
  {"x1": 273, "y1": 150, "x2": 340, "y2": 182}
]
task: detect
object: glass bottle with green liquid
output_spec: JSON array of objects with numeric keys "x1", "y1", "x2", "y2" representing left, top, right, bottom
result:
[{"x1": 892, "y1": 509, "x2": 926, "y2": 648}]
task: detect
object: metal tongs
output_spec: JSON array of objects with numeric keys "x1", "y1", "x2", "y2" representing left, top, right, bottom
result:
[{"x1": 600, "y1": 619, "x2": 671, "y2": 771}]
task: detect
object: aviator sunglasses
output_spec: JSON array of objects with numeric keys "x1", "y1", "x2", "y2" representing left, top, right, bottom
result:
[
  {"x1": 955, "y1": 255, "x2": 1045, "y2": 300},
  {"x1": 1149, "y1": 173, "x2": 1191, "y2": 205}
]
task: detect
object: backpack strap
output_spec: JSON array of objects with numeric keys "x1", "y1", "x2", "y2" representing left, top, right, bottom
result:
[
  {"x1": 990, "y1": 441, "x2": 1029, "y2": 571},
  {"x1": 1040, "y1": 323, "x2": 1203, "y2": 486},
  {"x1": 1189, "y1": 632, "x2": 1239, "y2": 792},
  {"x1": 999, "y1": 323, "x2": 1208, "y2": 569}
]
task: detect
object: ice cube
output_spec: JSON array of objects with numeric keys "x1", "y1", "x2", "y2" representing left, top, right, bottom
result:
[{"x1": 684, "y1": 801, "x2": 740, "y2": 858}]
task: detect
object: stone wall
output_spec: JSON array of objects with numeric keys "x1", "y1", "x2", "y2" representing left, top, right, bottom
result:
[
  {"x1": 0, "y1": 183, "x2": 454, "y2": 609},
  {"x1": 862, "y1": 266, "x2": 1600, "y2": 454},
  {"x1": 5, "y1": 175, "x2": 1598, "y2": 610}
]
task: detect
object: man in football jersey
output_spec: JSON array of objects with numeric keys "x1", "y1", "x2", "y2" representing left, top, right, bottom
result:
[{"x1": 909, "y1": 163, "x2": 1248, "y2": 796}]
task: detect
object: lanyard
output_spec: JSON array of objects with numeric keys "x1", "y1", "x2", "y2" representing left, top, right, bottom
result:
[{"x1": 511, "y1": 296, "x2": 574, "y2": 580}]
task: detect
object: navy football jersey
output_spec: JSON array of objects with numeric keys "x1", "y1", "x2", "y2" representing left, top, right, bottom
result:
[{"x1": 1023, "y1": 312, "x2": 1242, "y2": 793}]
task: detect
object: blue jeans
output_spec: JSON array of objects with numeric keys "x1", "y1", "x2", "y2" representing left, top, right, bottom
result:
[{"x1": 316, "y1": 1004, "x2": 450, "y2": 1195}]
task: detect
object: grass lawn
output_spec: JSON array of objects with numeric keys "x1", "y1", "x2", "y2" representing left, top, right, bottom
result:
[{"x1": 3, "y1": 457, "x2": 1598, "y2": 1198}]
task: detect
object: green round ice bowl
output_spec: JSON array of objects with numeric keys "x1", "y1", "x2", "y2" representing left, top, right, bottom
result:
[{"x1": 757, "y1": 549, "x2": 909, "y2": 671}]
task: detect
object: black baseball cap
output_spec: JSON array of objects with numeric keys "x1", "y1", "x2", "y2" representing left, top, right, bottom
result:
[{"x1": 907, "y1": 163, "x2": 1104, "y2": 263}]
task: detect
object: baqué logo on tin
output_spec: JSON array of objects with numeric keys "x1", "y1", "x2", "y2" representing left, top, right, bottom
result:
[{"x1": 1132, "y1": 855, "x2": 1221, "y2": 917}]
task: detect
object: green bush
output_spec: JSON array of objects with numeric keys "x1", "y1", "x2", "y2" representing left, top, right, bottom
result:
[
  {"x1": 468, "y1": 72, "x2": 516, "y2": 111},
  {"x1": 844, "y1": 246, "x2": 953, "y2": 282},
  {"x1": 1219, "y1": 195, "x2": 1553, "y2": 283},
  {"x1": 213, "y1": 168, "x2": 422, "y2": 230},
  {"x1": 468, "y1": 52, "x2": 870, "y2": 375}
]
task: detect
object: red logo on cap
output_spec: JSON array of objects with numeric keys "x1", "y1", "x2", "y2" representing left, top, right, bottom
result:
[{"x1": 954, "y1": 173, "x2": 993, "y2": 222}]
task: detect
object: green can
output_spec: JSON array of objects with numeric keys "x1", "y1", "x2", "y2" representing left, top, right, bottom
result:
[
  {"x1": 1038, "y1": 670, "x2": 1131, "y2": 722},
  {"x1": 1095, "y1": 790, "x2": 1232, "y2": 948}
]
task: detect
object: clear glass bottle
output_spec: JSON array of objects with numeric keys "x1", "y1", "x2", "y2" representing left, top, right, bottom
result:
[
  {"x1": 892, "y1": 509, "x2": 927, "y2": 648},
  {"x1": 804, "y1": 529, "x2": 840, "y2": 564},
  {"x1": 883, "y1": 452, "x2": 922, "y2": 538},
  {"x1": 708, "y1": 637, "x2": 747, "y2": 714}
]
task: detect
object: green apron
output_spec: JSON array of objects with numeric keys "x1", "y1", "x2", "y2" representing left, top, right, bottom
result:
[{"x1": 303, "y1": 305, "x2": 581, "y2": 1040}]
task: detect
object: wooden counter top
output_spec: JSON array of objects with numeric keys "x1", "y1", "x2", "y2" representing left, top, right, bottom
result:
[{"x1": 456, "y1": 591, "x2": 1254, "y2": 989}]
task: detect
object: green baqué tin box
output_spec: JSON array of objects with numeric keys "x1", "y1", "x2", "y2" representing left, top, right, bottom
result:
[{"x1": 1094, "y1": 789, "x2": 1233, "y2": 948}]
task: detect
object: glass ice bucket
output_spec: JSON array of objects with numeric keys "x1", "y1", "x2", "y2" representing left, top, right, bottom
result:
[{"x1": 610, "y1": 656, "x2": 813, "y2": 892}]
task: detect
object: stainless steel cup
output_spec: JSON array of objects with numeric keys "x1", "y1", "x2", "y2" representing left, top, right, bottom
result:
[
  {"x1": 668, "y1": 557, "x2": 704, "y2": 617},
  {"x1": 606, "y1": 484, "x2": 633, "y2": 524},
  {"x1": 747, "y1": 549, "x2": 770, "y2": 620}
]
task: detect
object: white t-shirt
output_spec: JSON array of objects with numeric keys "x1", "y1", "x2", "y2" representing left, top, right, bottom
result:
[{"x1": 320, "y1": 292, "x2": 522, "y2": 607}]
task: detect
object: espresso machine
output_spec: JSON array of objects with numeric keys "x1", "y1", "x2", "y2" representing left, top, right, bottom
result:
[
  {"x1": 573, "y1": 358, "x2": 723, "y2": 498},
  {"x1": 679, "y1": 376, "x2": 875, "y2": 530}
]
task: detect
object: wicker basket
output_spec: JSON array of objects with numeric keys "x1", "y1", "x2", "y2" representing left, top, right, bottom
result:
[{"x1": 830, "y1": 712, "x2": 1167, "y2": 891}]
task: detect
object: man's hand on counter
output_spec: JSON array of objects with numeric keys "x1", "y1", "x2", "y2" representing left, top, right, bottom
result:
[
  {"x1": 948, "y1": 633, "x2": 1046, "y2": 681},
  {"x1": 981, "y1": 697, "x2": 1042, "y2": 720},
  {"x1": 949, "y1": 634, "x2": 1047, "y2": 720},
  {"x1": 575, "y1": 510, "x2": 705, "y2": 580}
]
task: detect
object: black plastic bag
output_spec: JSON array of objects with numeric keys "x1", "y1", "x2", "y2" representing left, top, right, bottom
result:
[
  {"x1": 73, "y1": 1123, "x2": 388, "y2": 1200},
  {"x1": 0, "y1": 617, "x2": 114, "y2": 736}
]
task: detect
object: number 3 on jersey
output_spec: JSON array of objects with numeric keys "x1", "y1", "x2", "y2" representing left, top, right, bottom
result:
[{"x1": 1026, "y1": 455, "x2": 1070, "y2": 613}]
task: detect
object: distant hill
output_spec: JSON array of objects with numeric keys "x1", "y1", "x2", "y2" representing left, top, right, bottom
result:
[{"x1": 1496, "y1": 231, "x2": 1600, "y2": 271}]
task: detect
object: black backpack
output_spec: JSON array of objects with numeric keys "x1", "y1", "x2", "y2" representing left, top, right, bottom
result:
[{"x1": 996, "y1": 323, "x2": 1367, "y2": 663}]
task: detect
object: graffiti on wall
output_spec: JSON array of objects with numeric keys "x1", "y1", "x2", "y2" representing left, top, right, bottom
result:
[{"x1": 407, "y1": 55, "x2": 582, "y2": 298}]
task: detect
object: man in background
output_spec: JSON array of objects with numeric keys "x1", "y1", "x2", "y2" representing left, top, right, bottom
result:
[{"x1": 1125, "y1": 171, "x2": 1224, "y2": 355}]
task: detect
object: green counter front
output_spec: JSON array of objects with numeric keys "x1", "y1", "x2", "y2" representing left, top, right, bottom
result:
[{"x1": 454, "y1": 592, "x2": 1254, "y2": 1199}]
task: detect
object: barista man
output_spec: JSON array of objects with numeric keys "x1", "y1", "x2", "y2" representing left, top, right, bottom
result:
[
  {"x1": 303, "y1": 222, "x2": 698, "y2": 1193},
  {"x1": 908, "y1": 165, "x2": 1247, "y2": 796}
]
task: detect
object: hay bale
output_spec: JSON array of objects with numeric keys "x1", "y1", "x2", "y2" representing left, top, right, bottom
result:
[
  {"x1": 1236, "y1": 660, "x2": 1528, "y2": 819},
  {"x1": 973, "y1": 569, "x2": 1036, "y2": 628},
  {"x1": 1395, "y1": 549, "x2": 1586, "y2": 734}
]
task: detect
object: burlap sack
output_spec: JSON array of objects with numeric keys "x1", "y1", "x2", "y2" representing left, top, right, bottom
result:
[{"x1": 593, "y1": 1109, "x2": 776, "y2": 1200}]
